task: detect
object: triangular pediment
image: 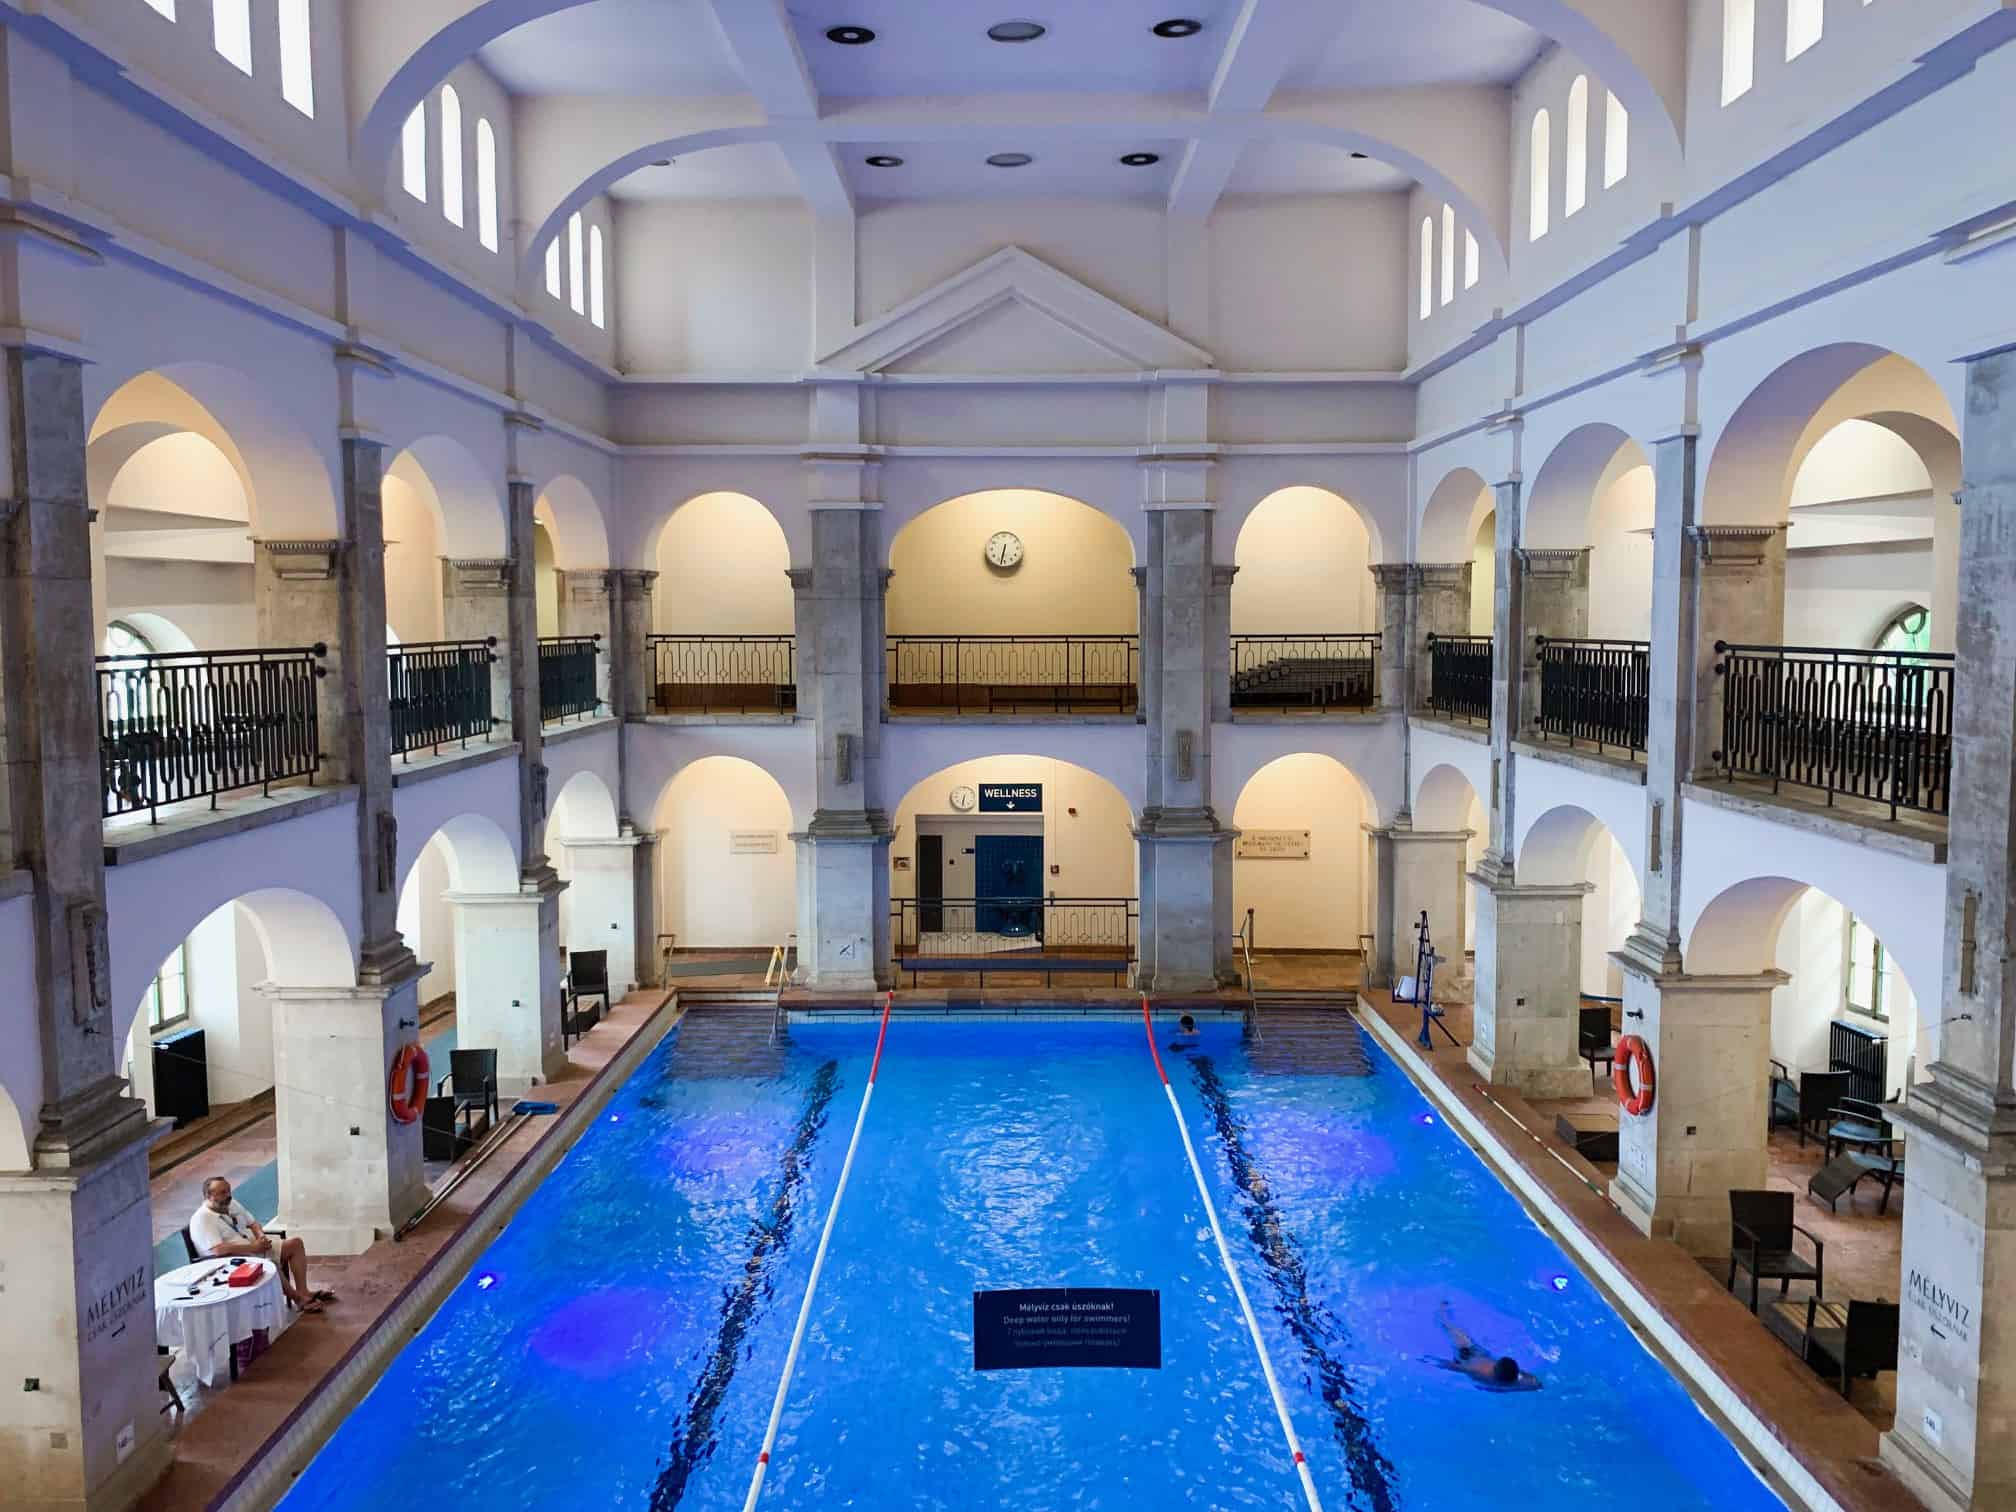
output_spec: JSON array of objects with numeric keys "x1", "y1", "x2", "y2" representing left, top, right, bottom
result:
[{"x1": 813, "y1": 247, "x2": 1213, "y2": 377}]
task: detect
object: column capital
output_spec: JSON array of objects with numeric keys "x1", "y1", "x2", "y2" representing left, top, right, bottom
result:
[
  {"x1": 1368, "y1": 561, "x2": 1420, "y2": 591},
  {"x1": 1513, "y1": 546, "x2": 1589, "y2": 578},
  {"x1": 1366, "y1": 822, "x2": 1474, "y2": 844},
  {"x1": 1686, "y1": 523, "x2": 1785, "y2": 566},
  {"x1": 253, "y1": 538, "x2": 342, "y2": 580},
  {"x1": 444, "y1": 557, "x2": 513, "y2": 593},
  {"x1": 1414, "y1": 561, "x2": 1473, "y2": 589},
  {"x1": 615, "y1": 567, "x2": 659, "y2": 592},
  {"x1": 1210, "y1": 563, "x2": 1238, "y2": 590}
]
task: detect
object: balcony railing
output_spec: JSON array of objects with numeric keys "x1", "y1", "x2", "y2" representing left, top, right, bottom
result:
[
  {"x1": 890, "y1": 895, "x2": 1138, "y2": 956},
  {"x1": 539, "y1": 634, "x2": 602, "y2": 724},
  {"x1": 886, "y1": 635, "x2": 1138, "y2": 715},
  {"x1": 1713, "y1": 641, "x2": 1954, "y2": 819},
  {"x1": 389, "y1": 638, "x2": 498, "y2": 757},
  {"x1": 1230, "y1": 634, "x2": 1378, "y2": 712},
  {"x1": 648, "y1": 634, "x2": 796, "y2": 714},
  {"x1": 1533, "y1": 636, "x2": 1650, "y2": 757},
  {"x1": 98, "y1": 644, "x2": 326, "y2": 821},
  {"x1": 1426, "y1": 634, "x2": 1493, "y2": 724}
]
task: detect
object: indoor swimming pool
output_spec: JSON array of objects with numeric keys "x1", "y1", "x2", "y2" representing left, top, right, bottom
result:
[{"x1": 277, "y1": 1014, "x2": 1784, "y2": 1511}]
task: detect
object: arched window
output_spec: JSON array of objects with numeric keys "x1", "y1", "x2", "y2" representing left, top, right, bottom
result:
[
  {"x1": 1787, "y1": 0, "x2": 1824, "y2": 59},
  {"x1": 1439, "y1": 205, "x2": 1455, "y2": 303},
  {"x1": 1876, "y1": 604, "x2": 1931, "y2": 657},
  {"x1": 1528, "y1": 109, "x2": 1550, "y2": 241},
  {"x1": 567, "y1": 212, "x2": 586, "y2": 315},
  {"x1": 1564, "y1": 77, "x2": 1588, "y2": 217},
  {"x1": 1463, "y1": 230, "x2": 1480, "y2": 289},
  {"x1": 440, "y1": 86, "x2": 465, "y2": 228},
  {"x1": 279, "y1": 0, "x2": 313, "y2": 116},
  {"x1": 401, "y1": 106, "x2": 427, "y2": 202},
  {"x1": 1604, "y1": 92, "x2": 1629, "y2": 187},
  {"x1": 545, "y1": 239, "x2": 562, "y2": 299},
  {"x1": 212, "y1": 0, "x2": 252, "y2": 73},
  {"x1": 590, "y1": 225, "x2": 607, "y2": 329},
  {"x1": 1419, "y1": 217, "x2": 1433, "y2": 320},
  {"x1": 1722, "y1": 0, "x2": 1755, "y2": 105},
  {"x1": 476, "y1": 120, "x2": 499, "y2": 252},
  {"x1": 142, "y1": 0, "x2": 175, "y2": 20}
]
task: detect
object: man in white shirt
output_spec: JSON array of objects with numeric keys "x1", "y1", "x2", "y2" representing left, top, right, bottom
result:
[{"x1": 189, "y1": 1176, "x2": 332, "y2": 1314}]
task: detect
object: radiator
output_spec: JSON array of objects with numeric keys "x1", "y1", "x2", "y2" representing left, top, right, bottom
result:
[{"x1": 1829, "y1": 1019, "x2": 1888, "y2": 1105}]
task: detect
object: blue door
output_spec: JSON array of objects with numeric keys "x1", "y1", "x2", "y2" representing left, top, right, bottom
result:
[{"x1": 974, "y1": 834, "x2": 1043, "y2": 936}]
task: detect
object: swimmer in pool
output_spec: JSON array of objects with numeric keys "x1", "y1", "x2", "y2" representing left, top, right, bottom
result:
[
  {"x1": 1169, "y1": 1013, "x2": 1200, "y2": 1049},
  {"x1": 1430, "y1": 1302, "x2": 1542, "y2": 1392}
]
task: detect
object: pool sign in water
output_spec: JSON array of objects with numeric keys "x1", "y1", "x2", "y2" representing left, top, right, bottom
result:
[
  {"x1": 973, "y1": 1287, "x2": 1161, "y2": 1370},
  {"x1": 978, "y1": 783, "x2": 1042, "y2": 813}
]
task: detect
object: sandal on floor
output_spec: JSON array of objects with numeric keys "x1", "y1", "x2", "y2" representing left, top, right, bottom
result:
[
  {"x1": 311, "y1": 1290, "x2": 338, "y2": 1303},
  {"x1": 296, "y1": 1297, "x2": 326, "y2": 1314}
]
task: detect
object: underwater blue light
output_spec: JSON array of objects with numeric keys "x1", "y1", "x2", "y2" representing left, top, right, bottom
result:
[
  {"x1": 1550, "y1": 1275, "x2": 1570, "y2": 1292},
  {"x1": 475, "y1": 1272, "x2": 499, "y2": 1291}
]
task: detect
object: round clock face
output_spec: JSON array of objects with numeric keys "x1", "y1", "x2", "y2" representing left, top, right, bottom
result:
[
  {"x1": 949, "y1": 784, "x2": 978, "y2": 812},
  {"x1": 984, "y1": 530, "x2": 1024, "y2": 570}
]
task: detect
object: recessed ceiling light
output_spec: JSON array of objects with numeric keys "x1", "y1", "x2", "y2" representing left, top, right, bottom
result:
[
  {"x1": 825, "y1": 25, "x2": 875, "y2": 45},
  {"x1": 1119, "y1": 152, "x2": 1161, "y2": 167},
  {"x1": 987, "y1": 20, "x2": 1047, "y2": 43},
  {"x1": 651, "y1": 158, "x2": 673, "y2": 167},
  {"x1": 864, "y1": 154, "x2": 905, "y2": 168},
  {"x1": 1151, "y1": 18, "x2": 1203, "y2": 38},
  {"x1": 986, "y1": 152, "x2": 1034, "y2": 168},
  {"x1": 1350, "y1": 151, "x2": 1369, "y2": 160}
]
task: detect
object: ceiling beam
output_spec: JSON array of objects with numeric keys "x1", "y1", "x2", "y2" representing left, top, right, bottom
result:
[{"x1": 704, "y1": 0, "x2": 854, "y2": 217}]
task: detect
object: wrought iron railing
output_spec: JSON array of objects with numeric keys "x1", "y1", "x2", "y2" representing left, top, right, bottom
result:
[
  {"x1": 648, "y1": 634, "x2": 796, "y2": 714},
  {"x1": 890, "y1": 896, "x2": 1139, "y2": 956},
  {"x1": 388, "y1": 638, "x2": 498, "y2": 757},
  {"x1": 886, "y1": 635, "x2": 1139, "y2": 715},
  {"x1": 1426, "y1": 634, "x2": 1493, "y2": 724},
  {"x1": 1533, "y1": 636, "x2": 1650, "y2": 756},
  {"x1": 1713, "y1": 641, "x2": 1954, "y2": 819},
  {"x1": 539, "y1": 635, "x2": 602, "y2": 724},
  {"x1": 1230, "y1": 634, "x2": 1378, "y2": 712},
  {"x1": 98, "y1": 644, "x2": 326, "y2": 821}
]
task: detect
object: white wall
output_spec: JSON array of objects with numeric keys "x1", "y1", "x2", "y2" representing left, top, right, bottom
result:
[
  {"x1": 1785, "y1": 544, "x2": 1933, "y2": 648},
  {"x1": 1468, "y1": 509, "x2": 1496, "y2": 637},
  {"x1": 886, "y1": 490, "x2": 1136, "y2": 636},
  {"x1": 398, "y1": 835, "x2": 459, "y2": 1007},
  {"x1": 1230, "y1": 755, "x2": 1369, "y2": 951},
  {"x1": 654, "y1": 492, "x2": 795, "y2": 634},
  {"x1": 1771, "y1": 888, "x2": 1920, "y2": 1099},
  {"x1": 1211, "y1": 195, "x2": 1409, "y2": 371},
  {"x1": 383, "y1": 470, "x2": 446, "y2": 643},
  {"x1": 1231, "y1": 487, "x2": 1375, "y2": 634},
  {"x1": 616, "y1": 201, "x2": 811, "y2": 373},
  {"x1": 1586, "y1": 464, "x2": 1654, "y2": 641},
  {"x1": 655, "y1": 758, "x2": 798, "y2": 948}
]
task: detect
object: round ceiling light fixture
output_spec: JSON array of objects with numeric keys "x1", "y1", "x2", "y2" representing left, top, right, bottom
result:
[
  {"x1": 1151, "y1": 18, "x2": 1204, "y2": 38},
  {"x1": 824, "y1": 24, "x2": 876, "y2": 45},
  {"x1": 1119, "y1": 152, "x2": 1161, "y2": 167},
  {"x1": 987, "y1": 19, "x2": 1048, "y2": 43},
  {"x1": 864, "y1": 154, "x2": 905, "y2": 168},
  {"x1": 985, "y1": 151, "x2": 1034, "y2": 168},
  {"x1": 650, "y1": 158, "x2": 673, "y2": 167}
]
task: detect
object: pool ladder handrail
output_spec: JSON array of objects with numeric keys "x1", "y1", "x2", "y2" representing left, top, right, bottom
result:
[{"x1": 1236, "y1": 908, "x2": 1260, "y2": 1042}]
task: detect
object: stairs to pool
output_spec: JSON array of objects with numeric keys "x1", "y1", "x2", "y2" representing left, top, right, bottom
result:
[
  {"x1": 1246, "y1": 994, "x2": 1373, "y2": 1076},
  {"x1": 666, "y1": 992, "x2": 786, "y2": 1078}
]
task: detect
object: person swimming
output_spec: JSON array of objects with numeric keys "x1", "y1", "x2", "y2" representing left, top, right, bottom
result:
[
  {"x1": 1430, "y1": 1301, "x2": 1542, "y2": 1392},
  {"x1": 1168, "y1": 1013, "x2": 1200, "y2": 1049}
]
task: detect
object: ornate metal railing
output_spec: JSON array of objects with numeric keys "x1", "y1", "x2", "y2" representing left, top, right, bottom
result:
[
  {"x1": 1230, "y1": 634, "x2": 1378, "y2": 712},
  {"x1": 1713, "y1": 641, "x2": 1954, "y2": 819},
  {"x1": 1534, "y1": 635, "x2": 1650, "y2": 756},
  {"x1": 1426, "y1": 634, "x2": 1493, "y2": 724},
  {"x1": 648, "y1": 634, "x2": 796, "y2": 714},
  {"x1": 886, "y1": 635, "x2": 1138, "y2": 715},
  {"x1": 98, "y1": 644, "x2": 326, "y2": 821},
  {"x1": 890, "y1": 896, "x2": 1139, "y2": 956},
  {"x1": 539, "y1": 634, "x2": 602, "y2": 724},
  {"x1": 389, "y1": 637, "x2": 498, "y2": 757}
]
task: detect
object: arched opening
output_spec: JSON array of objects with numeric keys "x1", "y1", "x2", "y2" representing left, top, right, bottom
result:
[
  {"x1": 885, "y1": 490, "x2": 1137, "y2": 716},
  {"x1": 650, "y1": 492, "x2": 795, "y2": 714},
  {"x1": 545, "y1": 771, "x2": 635, "y2": 992},
  {"x1": 1414, "y1": 762, "x2": 1489, "y2": 961},
  {"x1": 1232, "y1": 754, "x2": 1377, "y2": 976},
  {"x1": 383, "y1": 438, "x2": 509, "y2": 643},
  {"x1": 91, "y1": 425, "x2": 254, "y2": 651},
  {"x1": 654, "y1": 757, "x2": 798, "y2": 962},
  {"x1": 1469, "y1": 506, "x2": 1496, "y2": 637},
  {"x1": 1231, "y1": 487, "x2": 1380, "y2": 713},
  {"x1": 1516, "y1": 805, "x2": 1643, "y2": 1002},
  {"x1": 395, "y1": 813, "x2": 523, "y2": 1048},
  {"x1": 1524, "y1": 424, "x2": 1654, "y2": 641},
  {"x1": 1417, "y1": 467, "x2": 1497, "y2": 724}
]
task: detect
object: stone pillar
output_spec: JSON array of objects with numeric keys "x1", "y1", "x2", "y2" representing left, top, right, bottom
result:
[
  {"x1": 1412, "y1": 562, "x2": 1473, "y2": 707},
  {"x1": 0, "y1": 348, "x2": 172, "y2": 1507},
  {"x1": 632, "y1": 827, "x2": 662, "y2": 988},
  {"x1": 1482, "y1": 475, "x2": 1523, "y2": 870},
  {"x1": 1366, "y1": 823, "x2": 1472, "y2": 989},
  {"x1": 1514, "y1": 547, "x2": 1589, "y2": 743},
  {"x1": 613, "y1": 568, "x2": 657, "y2": 720},
  {"x1": 559, "y1": 569, "x2": 616, "y2": 710},
  {"x1": 1607, "y1": 968, "x2": 1780, "y2": 1254},
  {"x1": 1880, "y1": 347, "x2": 2016, "y2": 1512},
  {"x1": 1468, "y1": 877, "x2": 1595, "y2": 1098},
  {"x1": 505, "y1": 480, "x2": 553, "y2": 877},
  {"x1": 1370, "y1": 563, "x2": 1413, "y2": 713},
  {"x1": 440, "y1": 557, "x2": 511, "y2": 732},
  {"x1": 1207, "y1": 563, "x2": 1236, "y2": 724},
  {"x1": 444, "y1": 890, "x2": 565, "y2": 1091},
  {"x1": 1690, "y1": 526, "x2": 1788, "y2": 775},
  {"x1": 557, "y1": 828, "x2": 645, "y2": 994}
]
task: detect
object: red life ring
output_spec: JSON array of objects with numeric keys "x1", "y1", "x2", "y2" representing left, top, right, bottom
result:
[
  {"x1": 1613, "y1": 1034, "x2": 1655, "y2": 1117},
  {"x1": 389, "y1": 1043, "x2": 430, "y2": 1125}
]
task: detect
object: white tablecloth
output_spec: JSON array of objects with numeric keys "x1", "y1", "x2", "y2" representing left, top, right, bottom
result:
[{"x1": 154, "y1": 1257, "x2": 286, "y2": 1387}]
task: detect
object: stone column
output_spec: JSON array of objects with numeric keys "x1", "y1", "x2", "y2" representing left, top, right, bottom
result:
[
  {"x1": 632, "y1": 827, "x2": 662, "y2": 988},
  {"x1": 440, "y1": 557, "x2": 511, "y2": 732},
  {"x1": 1412, "y1": 562, "x2": 1473, "y2": 708},
  {"x1": 0, "y1": 348, "x2": 172, "y2": 1507},
  {"x1": 1469, "y1": 877, "x2": 1596, "y2": 1098},
  {"x1": 559, "y1": 569, "x2": 616, "y2": 710},
  {"x1": 1481, "y1": 474, "x2": 1523, "y2": 872},
  {"x1": 613, "y1": 568, "x2": 657, "y2": 720},
  {"x1": 1365, "y1": 823, "x2": 1472, "y2": 988},
  {"x1": 557, "y1": 828, "x2": 646, "y2": 994},
  {"x1": 1691, "y1": 526, "x2": 1788, "y2": 776},
  {"x1": 1370, "y1": 563, "x2": 1414, "y2": 713},
  {"x1": 1514, "y1": 548, "x2": 1590, "y2": 743},
  {"x1": 443, "y1": 891, "x2": 564, "y2": 1091},
  {"x1": 1207, "y1": 563, "x2": 1236, "y2": 724},
  {"x1": 1880, "y1": 347, "x2": 2016, "y2": 1512}
]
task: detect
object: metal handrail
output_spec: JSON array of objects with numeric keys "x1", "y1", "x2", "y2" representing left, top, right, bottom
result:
[
  {"x1": 885, "y1": 634, "x2": 1139, "y2": 715},
  {"x1": 1425, "y1": 633, "x2": 1493, "y2": 725},
  {"x1": 1533, "y1": 634, "x2": 1650, "y2": 756},
  {"x1": 889, "y1": 895, "x2": 1139, "y2": 956},
  {"x1": 648, "y1": 633, "x2": 795, "y2": 715},
  {"x1": 1236, "y1": 908, "x2": 1259, "y2": 1040},
  {"x1": 538, "y1": 634, "x2": 603, "y2": 724},
  {"x1": 388, "y1": 637, "x2": 498, "y2": 757},
  {"x1": 1229, "y1": 634, "x2": 1379, "y2": 712}
]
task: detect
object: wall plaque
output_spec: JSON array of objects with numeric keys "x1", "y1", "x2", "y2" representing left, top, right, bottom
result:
[
  {"x1": 729, "y1": 831, "x2": 780, "y2": 854},
  {"x1": 1235, "y1": 829, "x2": 1311, "y2": 859},
  {"x1": 973, "y1": 1287, "x2": 1161, "y2": 1371}
]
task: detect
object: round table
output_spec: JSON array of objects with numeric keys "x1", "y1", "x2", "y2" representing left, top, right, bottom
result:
[{"x1": 154, "y1": 1257, "x2": 286, "y2": 1388}]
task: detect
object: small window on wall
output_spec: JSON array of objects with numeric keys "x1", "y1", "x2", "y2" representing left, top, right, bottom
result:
[
  {"x1": 146, "y1": 945, "x2": 191, "y2": 1032},
  {"x1": 1528, "y1": 109, "x2": 1550, "y2": 240},
  {"x1": 545, "y1": 238, "x2": 562, "y2": 298},
  {"x1": 1845, "y1": 916, "x2": 1890, "y2": 1022},
  {"x1": 1604, "y1": 93, "x2": 1629, "y2": 187},
  {"x1": 1418, "y1": 217, "x2": 1433, "y2": 320},
  {"x1": 1564, "y1": 76, "x2": 1588, "y2": 217},
  {"x1": 567, "y1": 212, "x2": 585, "y2": 315},
  {"x1": 1463, "y1": 230, "x2": 1479, "y2": 289},
  {"x1": 1876, "y1": 604, "x2": 1931, "y2": 656},
  {"x1": 279, "y1": 0, "x2": 314, "y2": 116},
  {"x1": 477, "y1": 121, "x2": 500, "y2": 252},
  {"x1": 1439, "y1": 205, "x2": 1455, "y2": 304},
  {"x1": 212, "y1": 0, "x2": 252, "y2": 73},
  {"x1": 441, "y1": 86, "x2": 465, "y2": 228},
  {"x1": 1786, "y1": 0, "x2": 1824, "y2": 59},
  {"x1": 1722, "y1": 0, "x2": 1755, "y2": 104},
  {"x1": 402, "y1": 107, "x2": 427, "y2": 202},
  {"x1": 590, "y1": 224, "x2": 606, "y2": 328}
]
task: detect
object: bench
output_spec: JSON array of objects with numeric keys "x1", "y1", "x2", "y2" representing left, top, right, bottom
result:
[{"x1": 894, "y1": 955, "x2": 1133, "y2": 988}]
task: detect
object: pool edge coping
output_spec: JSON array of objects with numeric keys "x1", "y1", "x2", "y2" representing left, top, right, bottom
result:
[
  {"x1": 208, "y1": 990, "x2": 687, "y2": 1512},
  {"x1": 1355, "y1": 1004, "x2": 1840, "y2": 1512}
]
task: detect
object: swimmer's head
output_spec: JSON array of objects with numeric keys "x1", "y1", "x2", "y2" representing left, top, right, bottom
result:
[
  {"x1": 1492, "y1": 1356, "x2": 1520, "y2": 1385},
  {"x1": 1180, "y1": 1015, "x2": 1197, "y2": 1032}
]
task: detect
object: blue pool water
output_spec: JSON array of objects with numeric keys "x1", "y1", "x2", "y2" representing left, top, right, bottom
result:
[{"x1": 279, "y1": 1017, "x2": 1783, "y2": 1511}]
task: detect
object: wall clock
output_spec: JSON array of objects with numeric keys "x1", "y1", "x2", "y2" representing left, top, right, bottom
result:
[
  {"x1": 949, "y1": 784, "x2": 978, "y2": 812},
  {"x1": 984, "y1": 530, "x2": 1025, "y2": 570}
]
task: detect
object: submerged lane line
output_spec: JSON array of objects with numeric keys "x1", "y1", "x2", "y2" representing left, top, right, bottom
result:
[
  {"x1": 1141, "y1": 999, "x2": 1325, "y2": 1512},
  {"x1": 741, "y1": 991, "x2": 895, "y2": 1512}
]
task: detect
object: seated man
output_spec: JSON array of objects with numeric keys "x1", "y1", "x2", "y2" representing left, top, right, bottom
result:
[{"x1": 190, "y1": 1176, "x2": 334, "y2": 1314}]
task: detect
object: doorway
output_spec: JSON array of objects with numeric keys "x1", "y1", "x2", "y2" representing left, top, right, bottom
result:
[{"x1": 975, "y1": 834, "x2": 1043, "y2": 936}]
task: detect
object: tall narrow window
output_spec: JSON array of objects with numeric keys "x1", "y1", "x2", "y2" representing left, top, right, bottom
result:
[
  {"x1": 212, "y1": 0, "x2": 252, "y2": 73},
  {"x1": 1464, "y1": 230, "x2": 1480, "y2": 289},
  {"x1": 143, "y1": 0, "x2": 175, "y2": 19},
  {"x1": 440, "y1": 86, "x2": 465, "y2": 228},
  {"x1": 146, "y1": 945, "x2": 190, "y2": 1032},
  {"x1": 1528, "y1": 109, "x2": 1550, "y2": 241},
  {"x1": 1604, "y1": 92, "x2": 1629, "y2": 187},
  {"x1": 545, "y1": 239, "x2": 562, "y2": 298},
  {"x1": 1439, "y1": 205, "x2": 1455, "y2": 303},
  {"x1": 1722, "y1": 0, "x2": 1755, "y2": 104},
  {"x1": 567, "y1": 212, "x2": 585, "y2": 315},
  {"x1": 477, "y1": 121, "x2": 499, "y2": 252},
  {"x1": 1786, "y1": 0, "x2": 1824, "y2": 59},
  {"x1": 590, "y1": 225, "x2": 606, "y2": 329},
  {"x1": 1564, "y1": 77, "x2": 1588, "y2": 217},
  {"x1": 1845, "y1": 917, "x2": 1891, "y2": 1022},
  {"x1": 401, "y1": 106, "x2": 427, "y2": 202},
  {"x1": 1419, "y1": 217, "x2": 1433, "y2": 320},
  {"x1": 279, "y1": 0, "x2": 314, "y2": 116}
]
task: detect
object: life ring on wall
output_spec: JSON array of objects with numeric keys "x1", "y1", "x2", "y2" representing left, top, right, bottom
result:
[
  {"x1": 388, "y1": 1043, "x2": 430, "y2": 1125},
  {"x1": 1613, "y1": 1034, "x2": 1655, "y2": 1117}
]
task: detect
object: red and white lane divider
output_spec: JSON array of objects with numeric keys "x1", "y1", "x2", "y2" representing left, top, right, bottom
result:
[
  {"x1": 743, "y1": 991, "x2": 894, "y2": 1511},
  {"x1": 1142, "y1": 998, "x2": 1325, "y2": 1512}
]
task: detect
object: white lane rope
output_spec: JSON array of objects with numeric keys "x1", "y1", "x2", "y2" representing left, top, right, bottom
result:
[{"x1": 1142, "y1": 999, "x2": 1325, "y2": 1512}]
